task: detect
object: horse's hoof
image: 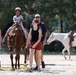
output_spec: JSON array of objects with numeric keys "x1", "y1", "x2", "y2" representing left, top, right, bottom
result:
[
  {"x1": 24, "y1": 63, "x2": 27, "y2": 67},
  {"x1": 10, "y1": 68, "x2": 15, "y2": 71},
  {"x1": 15, "y1": 66, "x2": 17, "y2": 69},
  {"x1": 15, "y1": 68, "x2": 17, "y2": 69},
  {"x1": 65, "y1": 57, "x2": 67, "y2": 60},
  {"x1": 68, "y1": 57, "x2": 71, "y2": 60},
  {"x1": 18, "y1": 67, "x2": 20, "y2": 69}
]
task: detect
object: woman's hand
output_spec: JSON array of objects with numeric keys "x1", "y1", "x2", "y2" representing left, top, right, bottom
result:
[{"x1": 32, "y1": 44, "x2": 37, "y2": 48}]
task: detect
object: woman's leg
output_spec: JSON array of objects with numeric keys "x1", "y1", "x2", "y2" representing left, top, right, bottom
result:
[
  {"x1": 36, "y1": 50, "x2": 41, "y2": 69},
  {"x1": 29, "y1": 48, "x2": 35, "y2": 68}
]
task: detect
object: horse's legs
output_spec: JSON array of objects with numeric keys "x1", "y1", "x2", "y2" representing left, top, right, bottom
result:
[
  {"x1": 67, "y1": 49, "x2": 71, "y2": 60},
  {"x1": 15, "y1": 49, "x2": 20, "y2": 69},
  {"x1": 10, "y1": 53, "x2": 14, "y2": 70},
  {"x1": 22, "y1": 47, "x2": 28, "y2": 66},
  {"x1": 15, "y1": 53, "x2": 20, "y2": 69},
  {"x1": 62, "y1": 48, "x2": 67, "y2": 60},
  {"x1": 15, "y1": 55, "x2": 17, "y2": 69},
  {"x1": 17, "y1": 53, "x2": 20, "y2": 69}
]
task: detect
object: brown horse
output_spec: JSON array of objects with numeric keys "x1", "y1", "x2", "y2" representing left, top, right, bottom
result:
[{"x1": 5, "y1": 24, "x2": 28, "y2": 70}]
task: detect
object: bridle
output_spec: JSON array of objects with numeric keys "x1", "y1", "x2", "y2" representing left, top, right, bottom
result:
[{"x1": 8, "y1": 33, "x2": 16, "y2": 53}]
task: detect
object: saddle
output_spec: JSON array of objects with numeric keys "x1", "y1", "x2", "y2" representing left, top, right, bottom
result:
[
  {"x1": 68, "y1": 31, "x2": 75, "y2": 47},
  {"x1": 12, "y1": 24, "x2": 28, "y2": 40},
  {"x1": 12, "y1": 24, "x2": 24, "y2": 35}
]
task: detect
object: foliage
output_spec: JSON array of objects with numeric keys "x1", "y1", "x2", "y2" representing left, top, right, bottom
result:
[
  {"x1": 1, "y1": 0, "x2": 76, "y2": 52},
  {"x1": 0, "y1": 0, "x2": 76, "y2": 33}
]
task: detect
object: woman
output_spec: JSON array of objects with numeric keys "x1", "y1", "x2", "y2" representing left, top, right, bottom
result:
[{"x1": 26, "y1": 19, "x2": 42, "y2": 72}]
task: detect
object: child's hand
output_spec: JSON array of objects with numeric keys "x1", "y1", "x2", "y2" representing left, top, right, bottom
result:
[
  {"x1": 18, "y1": 22, "x2": 21, "y2": 25},
  {"x1": 15, "y1": 22, "x2": 20, "y2": 25},
  {"x1": 15, "y1": 22, "x2": 19, "y2": 25},
  {"x1": 20, "y1": 19, "x2": 22, "y2": 23}
]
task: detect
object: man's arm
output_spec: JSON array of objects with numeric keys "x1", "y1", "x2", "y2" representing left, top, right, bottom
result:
[
  {"x1": 43, "y1": 23, "x2": 48, "y2": 46},
  {"x1": 43, "y1": 32, "x2": 47, "y2": 46}
]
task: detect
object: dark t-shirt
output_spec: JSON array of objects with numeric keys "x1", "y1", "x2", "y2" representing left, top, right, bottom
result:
[
  {"x1": 31, "y1": 27, "x2": 39, "y2": 42},
  {"x1": 30, "y1": 22, "x2": 47, "y2": 42}
]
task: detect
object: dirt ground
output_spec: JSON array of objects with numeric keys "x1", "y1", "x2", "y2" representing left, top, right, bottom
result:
[{"x1": 0, "y1": 54, "x2": 76, "y2": 75}]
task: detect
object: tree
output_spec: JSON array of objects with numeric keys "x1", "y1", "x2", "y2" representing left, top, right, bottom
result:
[{"x1": 0, "y1": 0, "x2": 76, "y2": 35}]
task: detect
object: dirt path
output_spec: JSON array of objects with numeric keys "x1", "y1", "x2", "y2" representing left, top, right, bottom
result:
[{"x1": 0, "y1": 54, "x2": 76, "y2": 75}]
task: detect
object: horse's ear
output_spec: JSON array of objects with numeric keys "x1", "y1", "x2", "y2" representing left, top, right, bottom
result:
[
  {"x1": 8, "y1": 33, "x2": 10, "y2": 37},
  {"x1": 12, "y1": 33, "x2": 16, "y2": 37},
  {"x1": 51, "y1": 32, "x2": 54, "y2": 38}
]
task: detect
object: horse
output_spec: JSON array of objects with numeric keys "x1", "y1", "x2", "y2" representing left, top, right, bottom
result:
[
  {"x1": 47, "y1": 32, "x2": 76, "y2": 60},
  {"x1": 5, "y1": 24, "x2": 28, "y2": 70}
]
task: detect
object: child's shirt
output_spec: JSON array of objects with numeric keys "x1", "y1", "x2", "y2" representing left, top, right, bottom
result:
[{"x1": 13, "y1": 15, "x2": 23, "y2": 26}]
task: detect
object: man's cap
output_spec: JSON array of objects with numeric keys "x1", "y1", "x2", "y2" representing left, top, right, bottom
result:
[{"x1": 35, "y1": 14, "x2": 40, "y2": 17}]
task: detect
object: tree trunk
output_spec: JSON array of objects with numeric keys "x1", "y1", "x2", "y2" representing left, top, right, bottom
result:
[{"x1": 60, "y1": 17, "x2": 63, "y2": 33}]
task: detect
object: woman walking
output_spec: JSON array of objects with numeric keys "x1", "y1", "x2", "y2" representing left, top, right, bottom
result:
[{"x1": 26, "y1": 19, "x2": 42, "y2": 72}]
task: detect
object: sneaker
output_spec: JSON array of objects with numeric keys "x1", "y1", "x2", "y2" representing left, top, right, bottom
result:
[
  {"x1": 37, "y1": 68, "x2": 41, "y2": 72},
  {"x1": 33, "y1": 66, "x2": 38, "y2": 70},
  {"x1": 41, "y1": 61, "x2": 45, "y2": 68}
]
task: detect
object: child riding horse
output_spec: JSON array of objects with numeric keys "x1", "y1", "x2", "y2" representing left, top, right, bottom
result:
[
  {"x1": 3, "y1": 7, "x2": 28, "y2": 70},
  {"x1": 3, "y1": 7, "x2": 27, "y2": 44}
]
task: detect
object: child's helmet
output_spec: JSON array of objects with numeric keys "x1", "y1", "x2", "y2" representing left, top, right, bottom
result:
[{"x1": 15, "y1": 7, "x2": 21, "y2": 11}]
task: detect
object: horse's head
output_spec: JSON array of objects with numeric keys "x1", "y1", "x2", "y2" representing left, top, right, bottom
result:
[
  {"x1": 8, "y1": 29, "x2": 16, "y2": 53},
  {"x1": 47, "y1": 32, "x2": 55, "y2": 44}
]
